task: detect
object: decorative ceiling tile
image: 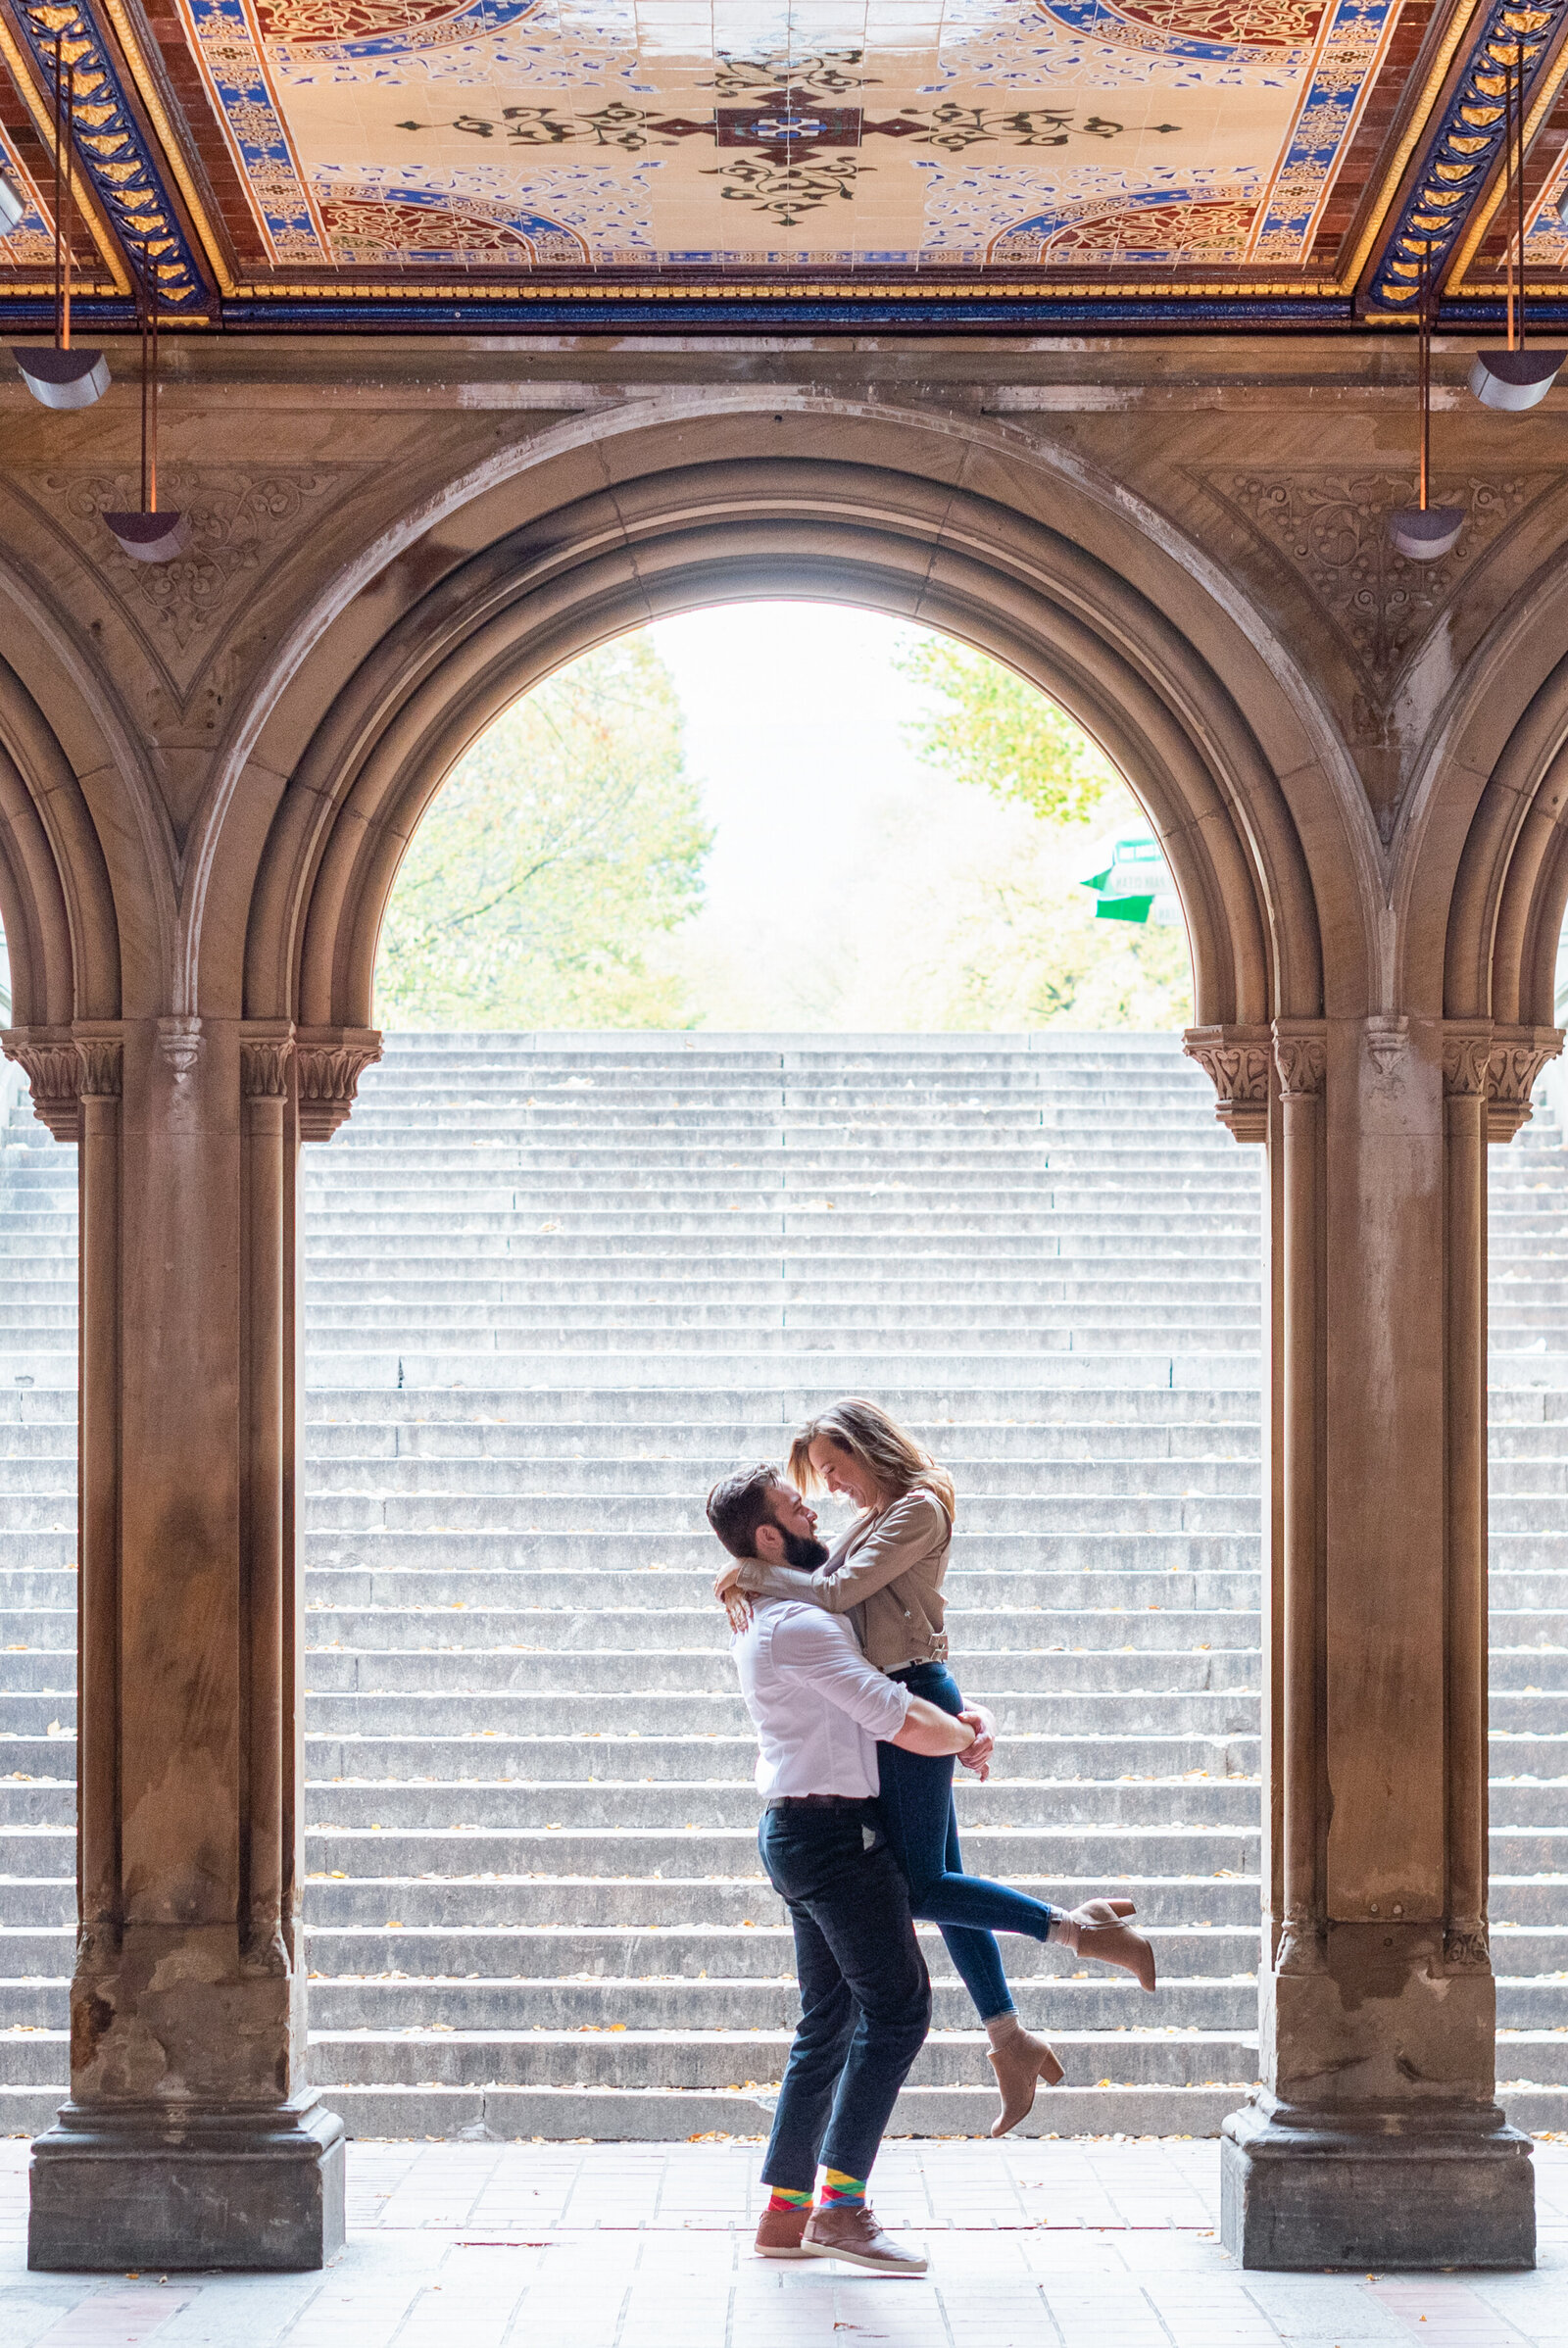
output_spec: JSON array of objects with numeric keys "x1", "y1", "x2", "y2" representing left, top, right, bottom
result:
[{"x1": 0, "y1": 0, "x2": 1549, "y2": 325}]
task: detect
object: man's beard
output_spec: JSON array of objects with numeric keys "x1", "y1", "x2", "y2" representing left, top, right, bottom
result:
[{"x1": 781, "y1": 1528, "x2": 830, "y2": 1571}]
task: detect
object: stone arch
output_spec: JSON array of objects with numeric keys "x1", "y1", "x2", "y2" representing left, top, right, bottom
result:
[
  {"x1": 240, "y1": 452, "x2": 1341, "y2": 1047},
  {"x1": 0, "y1": 654, "x2": 120, "y2": 1033},
  {"x1": 1439, "y1": 645, "x2": 1568, "y2": 1036}
]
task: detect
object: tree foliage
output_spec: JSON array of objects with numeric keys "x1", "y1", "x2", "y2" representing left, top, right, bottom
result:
[
  {"x1": 881, "y1": 630, "x2": 1191, "y2": 1031},
  {"x1": 896, "y1": 634, "x2": 1121, "y2": 824},
  {"x1": 375, "y1": 637, "x2": 711, "y2": 1028}
]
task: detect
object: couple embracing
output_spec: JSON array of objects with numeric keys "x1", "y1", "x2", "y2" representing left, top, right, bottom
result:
[{"x1": 705, "y1": 1397, "x2": 1155, "y2": 2277}]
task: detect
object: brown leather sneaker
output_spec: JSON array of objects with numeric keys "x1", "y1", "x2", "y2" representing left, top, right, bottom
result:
[
  {"x1": 802, "y1": 2202, "x2": 928, "y2": 2275},
  {"x1": 754, "y1": 2201, "x2": 812, "y2": 2259}
]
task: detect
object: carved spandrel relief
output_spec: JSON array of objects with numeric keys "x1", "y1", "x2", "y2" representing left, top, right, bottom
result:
[
  {"x1": 1197, "y1": 469, "x2": 1555, "y2": 703},
  {"x1": 2, "y1": 466, "x2": 347, "y2": 701}
]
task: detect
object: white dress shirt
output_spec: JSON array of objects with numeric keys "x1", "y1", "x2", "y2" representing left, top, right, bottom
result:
[{"x1": 732, "y1": 1596, "x2": 912, "y2": 1800}]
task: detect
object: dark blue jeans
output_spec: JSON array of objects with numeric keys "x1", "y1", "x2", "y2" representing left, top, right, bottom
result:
[
  {"x1": 876, "y1": 1660, "x2": 1060, "y2": 2025},
  {"x1": 757, "y1": 1800, "x2": 931, "y2": 2191}
]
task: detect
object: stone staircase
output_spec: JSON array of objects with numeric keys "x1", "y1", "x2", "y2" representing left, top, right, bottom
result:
[{"x1": 1, "y1": 1031, "x2": 1566, "y2": 2139}]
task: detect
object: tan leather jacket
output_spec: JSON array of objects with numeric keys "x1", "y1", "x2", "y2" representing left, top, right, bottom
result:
[{"x1": 735, "y1": 1485, "x2": 952, "y2": 1672}]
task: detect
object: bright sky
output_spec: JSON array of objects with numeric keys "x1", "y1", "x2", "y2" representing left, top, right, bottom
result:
[{"x1": 646, "y1": 601, "x2": 939, "y2": 931}]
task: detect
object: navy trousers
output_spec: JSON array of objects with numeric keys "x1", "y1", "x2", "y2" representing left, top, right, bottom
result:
[{"x1": 757, "y1": 1800, "x2": 931, "y2": 2190}]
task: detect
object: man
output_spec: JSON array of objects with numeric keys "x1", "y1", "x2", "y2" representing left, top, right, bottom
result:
[{"x1": 706, "y1": 1461, "x2": 991, "y2": 2277}]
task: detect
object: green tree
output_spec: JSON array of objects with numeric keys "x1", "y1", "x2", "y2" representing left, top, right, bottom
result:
[
  {"x1": 894, "y1": 630, "x2": 1191, "y2": 1030},
  {"x1": 375, "y1": 637, "x2": 711, "y2": 1029},
  {"x1": 896, "y1": 635, "x2": 1120, "y2": 823}
]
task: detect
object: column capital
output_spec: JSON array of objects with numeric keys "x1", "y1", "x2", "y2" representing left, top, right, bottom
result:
[
  {"x1": 1487, "y1": 1024, "x2": 1564, "y2": 1143},
  {"x1": 1272, "y1": 1020, "x2": 1326, "y2": 1101},
  {"x1": 240, "y1": 1022, "x2": 296, "y2": 1101},
  {"x1": 1, "y1": 1024, "x2": 81, "y2": 1141},
  {"x1": 1182, "y1": 1023, "x2": 1272, "y2": 1144},
  {"x1": 1441, "y1": 1024, "x2": 1493, "y2": 1101},
  {"x1": 74, "y1": 1023, "x2": 124, "y2": 1101},
  {"x1": 294, "y1": 1025, "x2": 382, "y2": 1141}
]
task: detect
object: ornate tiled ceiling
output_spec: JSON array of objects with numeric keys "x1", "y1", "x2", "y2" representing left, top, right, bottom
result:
[{"x1": 0, "y1": 0, "x2": 1565, "y2": 327}]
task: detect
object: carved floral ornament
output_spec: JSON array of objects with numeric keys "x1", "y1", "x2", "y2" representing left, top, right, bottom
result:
[
  {"x1": 1440, "y1": 1023, "x2": 1563, "y2": 1139},
  {"x1": 1181, "y1": 1024, "x2": 1273, "y2": 1144},
  {"x1": 1185, "y1": 1020, "x2": 1564, "y2": 1138},
  {"x1": 1, "y1": 1021, "x2": 383, "y2": 1139},
  {"x1": 295, "y1": 1028, "x2": 383, "y2": 1141},
  {"x1": 240, "y1": 1033, "x2": 295, "y2": 1100},
  {"x1": 1272, "y1": 1026, "x2": 1326, "y2": 1101}
]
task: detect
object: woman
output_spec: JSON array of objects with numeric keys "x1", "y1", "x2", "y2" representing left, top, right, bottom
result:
[{"x1": 714, "y1": 1396, "x2": 1155, "y2": 2137}]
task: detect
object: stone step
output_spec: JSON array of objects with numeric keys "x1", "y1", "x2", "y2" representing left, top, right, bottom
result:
[
  {"x1": 0, "y1": 1920, "x2": 1259, "y2": 1978},
  {"x1": 0, "y1": 1722, "x2": 1261, "y2": 1779},
  {"x1": 0, "y1": 1597, "x2": 1266, "y2": 1649},
  {"x1": 0, "y1": 1973, "x2": 1253, "y2": 2031},
  {"x1": 0, "y1": 1641, "x2": 1266, "y2": 1694},
  {"x1": 298, "y1": 1493, "x2": 1263, "y2": 1535},
  {"x1": 298, "y1": 1351, "x2": 1268, "y2": 1394},
  {"x1": 0, "y1": 1454, "x2": 1269, "y2": 1497},
  {"x1": 0, "y1": 1822, "x2": 1264, "y2": 1876},
  {"x1": 4, "y1": 1031, "x2": 1567, "y2": 2145},
  {"x1": 299, "y1": 2026, "x2": 1254, "y2": 2092}
]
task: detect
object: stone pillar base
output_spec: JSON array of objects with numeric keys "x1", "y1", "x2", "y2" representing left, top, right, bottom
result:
[
  {"x1": 27, "y1": 2095, "x2": 346, "y2": 2272},
  {"x1": 1221, "y1": 2096, "x2": 1535, "y2": 2271}
]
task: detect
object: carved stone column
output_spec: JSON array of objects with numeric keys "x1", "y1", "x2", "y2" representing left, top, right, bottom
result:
[
  {"x1": 25, "y1": 1018, "x2": 345, "y2": 2274},
  {"x1": 1270, "y1": 1024, "x2": 1325, "y2": 1981},
  {"x1": 1444, "y1": 1028, "x2": 1494, "y2": 1981},
  {"x1": 1190, "y1": 1015, "x2": 1536, "y2": 2269}
]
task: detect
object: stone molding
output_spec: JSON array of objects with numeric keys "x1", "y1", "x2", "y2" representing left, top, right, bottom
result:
[
  {"x1": 1, "y1": 1027, "x2": 83, "y2": 1142},
  {"x1": 1182, "y1": 1024, "x2": 1273, "y2": 1145},
  {"x1": 295, "y1": 1027, "x2": 383, "y2": 1141},
  {"x1": 74, "y1": 1039, "x2": 123, "y2": 1101},
  {"x1": 240, "y1": 1028, "x2": 296, "y2": 1101},
  {"x1": 1276, "y1": 1905, "x2": 1327, "y2": 1978},
  {"x1": 1440, "y1": 1021, "x2": 1564, "y2": 1136},
  {"x1": 1446, "y1": 1918, "x2": 1492, "y2": 1973},
  {"x1": 157, "y1": 1016, "x2": 204, "y2": 1081},
  {"x1": 1488, "y1": 1025, "x2": 1563, "y2": 1144},
  {"x1": 1442, "y1": 1026, "x2": 1494, "y2": 1101},
  {"x1": 1365, "y1": 1015, "x2": 1408, "y2": 1076},
  {"x1": 1207, "y1": 468, "x2": 1550, "y2": 703},
  {"x1": 1272, "y1": 1022, "x2": 1327, "y2": 1101}
]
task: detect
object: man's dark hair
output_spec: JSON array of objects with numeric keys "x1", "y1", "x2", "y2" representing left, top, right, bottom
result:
[{"x1": 706, "y1": 1462, "x2": 783, "y2": 1561}]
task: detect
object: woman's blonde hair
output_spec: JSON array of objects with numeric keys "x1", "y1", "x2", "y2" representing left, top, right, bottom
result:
[{"x1": 788, "y1": 1397, "x2": 956, "y2": 1525}]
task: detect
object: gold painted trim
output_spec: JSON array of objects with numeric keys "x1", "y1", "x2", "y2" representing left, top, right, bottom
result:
[
  {"x1": 229, "y1": 275, "x2": 1347, "y2": 302},
  {"x1": 0, "y1": 6, "x2": 127, "y2": 292},
  {"x1": 1337, "y1": 0, "x2": 1486, "y2": 291},
  {"x1": 97, "y1": 0, "x2": 234, "y2": 296},
  {"x1": 1445, "y1": 36, "x2": 1568, "y2": 281}
]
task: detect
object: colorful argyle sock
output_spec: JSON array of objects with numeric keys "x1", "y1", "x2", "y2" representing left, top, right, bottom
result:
[
  {"x1": 819, "y1": 2170, "x2": 867, "y2": 2209},
  {"x1": 768, "y1": 2186, "x2": 812, "y2": 2213}
]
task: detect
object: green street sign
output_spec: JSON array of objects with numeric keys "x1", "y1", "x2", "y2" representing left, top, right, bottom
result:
[{"x1": 1080, "y1": 829, "x2": 1178, "y2": 926}]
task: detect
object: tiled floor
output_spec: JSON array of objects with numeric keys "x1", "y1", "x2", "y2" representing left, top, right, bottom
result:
[{"x1": 6, "y1": 2135, "x2": 1568, "y2": 2345}]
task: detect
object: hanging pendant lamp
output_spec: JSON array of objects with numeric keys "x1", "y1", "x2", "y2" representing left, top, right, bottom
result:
[
  {"x1": 11, "y1": 34, "x2": 106, "y2": 410},
  {"x1": 104, "y1": 269, "x2": 184, "y2": 562},
  {"x1": 1390, "y1": 241, "x2": 1463, "y2": 561},
  {"x1": 0, "y1": 176, "x2": 24, "y2": 237},
  {"x1": 1472, "y1": 36, "x2": 1563, "y2": 410}
]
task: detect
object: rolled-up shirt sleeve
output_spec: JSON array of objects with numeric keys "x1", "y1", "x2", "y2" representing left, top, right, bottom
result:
[{"x1": 769, "y1": 1611, "x2": 912, "y2": 1741}]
